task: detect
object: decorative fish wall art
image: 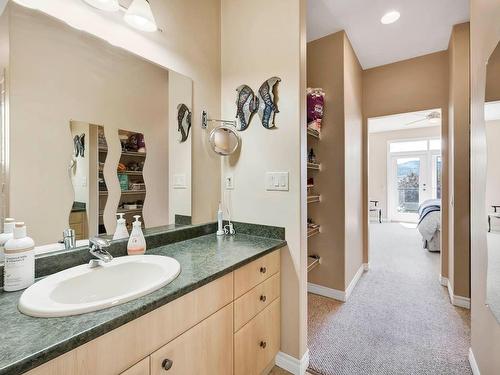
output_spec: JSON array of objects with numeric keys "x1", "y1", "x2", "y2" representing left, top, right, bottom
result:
[
  {"x1": 177, "y1": 103, "x2": 192, "y2": 143},
  {"x1": 235, "y1": 76, "x2": 281, "y2": 131}
]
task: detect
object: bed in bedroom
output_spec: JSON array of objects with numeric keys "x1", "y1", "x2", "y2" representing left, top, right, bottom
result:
[{"x1": 417, "y1": 199, "x2": 441, "y2": 252}]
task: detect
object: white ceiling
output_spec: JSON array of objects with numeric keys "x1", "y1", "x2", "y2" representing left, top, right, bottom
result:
[
  {"x1": 307, "y1": 0, "x2": 470, "y2": 69},
  {"x1": 368, "y1": 109, "x2": 441, "y2": 133}
]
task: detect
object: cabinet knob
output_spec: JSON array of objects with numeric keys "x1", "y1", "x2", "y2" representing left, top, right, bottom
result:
[
  {"x1": 260, "y1": 266, "x2": 267, "y2": 274},
  {"x1": 260, "y1": 295, "x2": 267, "y2": 302},
  {"x1": 260, "y1": 341, "x2": 267, "y2": 349},
  {"x1": 162, "y1": 359, "x2": 173, "y2": 371}
]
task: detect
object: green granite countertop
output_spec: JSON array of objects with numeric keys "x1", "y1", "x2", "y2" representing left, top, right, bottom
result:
[{"x1": 0, "y1": 233, "x2": 286, "y2": 375}]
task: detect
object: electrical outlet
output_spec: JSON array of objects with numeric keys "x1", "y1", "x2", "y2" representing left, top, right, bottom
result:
[
  {"x1": 266, "y1": 172, "x2": 289, "y2": 191},
  {"x1": 225, "y1": 175, "x2": 234, "y2": 190}
]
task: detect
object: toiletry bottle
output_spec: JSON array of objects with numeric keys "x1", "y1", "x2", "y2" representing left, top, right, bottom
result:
[
  {"x1": 127, "y1": 215, "x2": 146, "y2": 255},
  {"x1": 216, "y1": 202, "x2": 224, "y2": 236},
  {"x1": 113, "y1": 213, "x2": 129, "y2": 240},
  {"x1": 4, "y1": 222, "x2": 35, "y2": 292},
  {"x1": 0, "y1": 218, "x2": 15, "y2": 262}
]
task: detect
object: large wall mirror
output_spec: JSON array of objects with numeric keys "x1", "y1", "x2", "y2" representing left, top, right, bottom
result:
[
  {"x1": 0, "y1": 2, "x2": 193, "y2": 256},
  {"x1": 485, "y1": 41, "x2": 500, "y2": 322}
]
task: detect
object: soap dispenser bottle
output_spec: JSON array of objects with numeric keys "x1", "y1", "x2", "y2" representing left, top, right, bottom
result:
[
  {"x1": 0, "y1": 218, "x2": 16, "y2": 262},
  {"x1": 127, "y1": 215, "x2": 146, "y2": 255},
  {"x1": 113, "y1": 213, "x2": 129, "y2": 240},
  {"x1": 4, "y1": 222, "x2": 35, "y2": 291}
]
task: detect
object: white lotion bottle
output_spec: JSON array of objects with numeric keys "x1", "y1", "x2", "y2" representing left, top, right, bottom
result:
[
  {"x1": 127, "y1": 215, "x2": 146, "y2": 255},
  {"x1": 4, "y1": 222, "x2": 35, "y2": 292},
  {"x1": 0, "y1": 218, "x2": 16, "y2": 262},
  {"x1": 216, "y1": 202, "x2": 224, "y2": 236},
  {"x1": 113, "y1": 213, "x2": 129, "y2": 240}
]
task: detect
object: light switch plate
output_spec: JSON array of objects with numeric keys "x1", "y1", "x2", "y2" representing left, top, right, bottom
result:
[
  {"x1": 225, "y1": 175, "x2": 234, "y2": 190},
  {"x1": 266, "y1": 172, "x2": 289, "y2": 191},
  {"x1": 173, "y1": 174, "x2": 187, "y2": 189}
]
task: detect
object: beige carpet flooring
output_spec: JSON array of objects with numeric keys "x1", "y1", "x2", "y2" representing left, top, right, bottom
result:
[{"x1": 308, "y1": 223, "x2": 471, "y2": 375}]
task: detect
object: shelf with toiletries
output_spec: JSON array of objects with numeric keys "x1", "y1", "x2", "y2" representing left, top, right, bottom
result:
[
  {"x1": 306, "y1": 88, "x2": 324, "y2": 277},
  {"x1": 116, "y1": 129, "x2": 147, "y2": 228}
]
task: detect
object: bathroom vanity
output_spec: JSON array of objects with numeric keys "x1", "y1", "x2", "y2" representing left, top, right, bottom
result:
[{"x1": 0, "y1": 225, "x2": 285, "y2": 375}]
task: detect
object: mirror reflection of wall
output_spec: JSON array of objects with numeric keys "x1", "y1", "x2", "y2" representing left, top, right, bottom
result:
[
  {"x1": 0, "y1": 2, "x2": 193, "y2": 253},
  {"x1": 485, "y1": 41, "x2": 500, "y2": 323}
]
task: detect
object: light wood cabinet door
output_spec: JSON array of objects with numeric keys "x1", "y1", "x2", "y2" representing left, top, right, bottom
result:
[
  {"x1": 234, "y1": 298, "x2": 280, "y2": 375},
  {"x1": 121, "y1": 358, "x2": 150, "y2": 375},
  {"x1": 234, "y1": 250, "x2": 280, "y2": 298},
  {"x1": 150, "y1": 303, "x2": 233, "y2": 375},
  {"x1": 234, "y1": 272, "x2": 280, "y2": 332}
]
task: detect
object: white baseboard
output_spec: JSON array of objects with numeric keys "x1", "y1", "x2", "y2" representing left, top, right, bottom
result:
[
  {"x1": 308, "y1": 264, "x2": 365, "y2": 302},
  {"x1": 275, "y1": 350, "x2": 310, "y2": 375},
  {"x1": 363, "y1": 263, "x2": 370, "y2": 271},
  {"x1": 447, "y1": 280, "x2": 471, "y2": 309},
  {"x1": 308, "y1": 282, "x2": 346, "y2": 301},
  {"x1": 345, "y1": 264, "x2": 364, "y2": 300},
  {"x1": 468, "y1": 348, "x2": 480, "y2": 375},
  {"x1": 439, "y1": 274, "x2": 449, "y2": 287}
]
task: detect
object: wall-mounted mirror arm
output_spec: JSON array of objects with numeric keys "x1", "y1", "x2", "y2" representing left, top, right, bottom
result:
[{"x1": 201, "y1": 110, "x2": 236, "y2": 129}]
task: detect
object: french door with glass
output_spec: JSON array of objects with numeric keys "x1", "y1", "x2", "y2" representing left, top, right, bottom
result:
[{"x1": 388, "y1": 150, "x2": 441, "y2": 222}]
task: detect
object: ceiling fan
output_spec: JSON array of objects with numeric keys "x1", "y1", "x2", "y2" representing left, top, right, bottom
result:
[{"x1": 405, "y1": 111, "x2": 441, "y2": 125}]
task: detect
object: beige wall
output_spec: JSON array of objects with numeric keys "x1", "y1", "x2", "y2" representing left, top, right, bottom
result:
[
  {"x1": 8, "y1": 5, "x2": 170, "y2": 244},
  {"x1": 221, "y1": 0, "x2": 307, "y2": 360},
  {"x1": 470, "y1": 0, "x2": 500, "y2": 372},
  {"x1": 168, "y1": 72, "x2": 192, "y2": 223},
  {"x1": 307, "y1": 32, "x2": 346, "y2": 291},
  {"x1": 343, "y1": 36, "x2": 364, "y2": 289},
  {"x1": 448, "y1": 23, "x2": 471, "y2": 299},
  {"x1": 486, "y1": 120, "x2": 500, "y2": 224},
  {"x1": 362, "y1": 51, "x2": 450, "y2": 278},
  {"x1": 486, "y1": 43, "x2": 500, "y2": 102},
  {"x1": 24, "y1": 0, "x2": 222, "y2": 227},
  {"x1": 306, "y1": 31, "x2": 364, "y2": 292},
  {"x1": 368, "y1": 126, "x2": 441, "y2": 219}
]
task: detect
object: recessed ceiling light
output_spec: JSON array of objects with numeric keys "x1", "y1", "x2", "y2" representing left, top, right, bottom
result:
[
  {"x1": 124, "y1": 0, "x2": 158, "y2": 32},
  {"x1": 82, "y1": 0, "x2": 120, "y2": 12},
  {"x1": 381, "y1": 11, "x2": 400, "y2": 25}
]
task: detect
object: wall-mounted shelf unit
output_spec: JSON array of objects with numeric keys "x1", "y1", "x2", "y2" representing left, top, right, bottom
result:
[
  {"x1": 307, "y1": 195, "x2": 321, "y2": 204},
  {"x1": 307, "y1": 255, "x2": 321, "y2": 272}
]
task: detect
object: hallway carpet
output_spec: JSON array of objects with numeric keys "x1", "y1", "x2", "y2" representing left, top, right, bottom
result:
[{"x1": 308, "y1": 223, "x2": 471, "y2": 375}]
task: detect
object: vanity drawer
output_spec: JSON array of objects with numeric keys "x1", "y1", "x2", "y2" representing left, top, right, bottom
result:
[
  {"x1": 150, "y1": 303, "x2": 233, "y2": 375},
  {"x1": 234, "y1": 250, "x2": 280, "y2": 298},
  {"x1": 234, "y1": 298, "x2": 280, "y2": 375},
  {"x1": 234, "y1": 272, "x2": 280, "y2": 332},
  {"x1": 120, "y1": 357, "x2": 149, "y2": 375}
]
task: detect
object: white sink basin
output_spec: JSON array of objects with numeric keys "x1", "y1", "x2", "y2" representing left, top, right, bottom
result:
[{"x1": 18, "y1": 255, "x2": 181, "y2": 317}]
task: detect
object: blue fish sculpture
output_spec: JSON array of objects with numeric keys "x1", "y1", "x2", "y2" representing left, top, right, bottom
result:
[{"x1": 235, "y1": 76, "x2": 281, "y2": 131}]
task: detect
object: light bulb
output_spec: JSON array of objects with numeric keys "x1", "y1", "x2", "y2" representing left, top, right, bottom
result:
[{"x1": 123, "y1": 0, "x2": 157, "y2": 32}]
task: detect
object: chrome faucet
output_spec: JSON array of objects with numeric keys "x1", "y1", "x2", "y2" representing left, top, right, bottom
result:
[
  {"x1": 62, "y1": 228, "x2": 76, "y2": 249},
  {"x1": 89, "y1": 237, "x2": 113, "y2": 268}
]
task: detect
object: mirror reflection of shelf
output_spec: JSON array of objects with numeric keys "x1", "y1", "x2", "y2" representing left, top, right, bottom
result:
[
  {"x1": 307, "y1": 162, "x2": 321, "y2": 170},
  {"x1": 307, "y1": 128, "x2": 320, "y2": 140},
  {"x1": 307, "y1": 195, "x2": 321, "y2": 204},
  {"x1": 307, "y1": 255, "x2": 321, "y2": 272},
  {"x1": 307, "y1": 226, "x2": 320, "y2": 237}
]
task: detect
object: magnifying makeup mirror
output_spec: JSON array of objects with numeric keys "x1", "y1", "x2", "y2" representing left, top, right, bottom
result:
[{"x1": 209, "y1": 125, "x2": 241, "y2": 156}]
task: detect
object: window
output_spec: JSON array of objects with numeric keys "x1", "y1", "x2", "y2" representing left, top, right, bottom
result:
[
  {"x1": 389, "y1": 140, "x2": 427, "y2": 153},
  {"x1": 429, "y1": 139, "x2": 441, "y2": 150},
  {"x1": 389, "y1": 139, "x2": 441, "y2": 153}
]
